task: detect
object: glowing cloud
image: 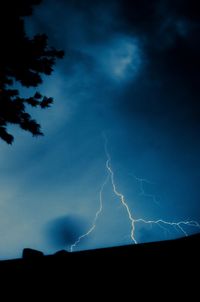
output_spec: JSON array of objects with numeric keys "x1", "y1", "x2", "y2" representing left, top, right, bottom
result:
[
  {"x1": 85, "y1": 35, "x2": 142, "y2": 83},
  {"x1": 108, "y1": 39, "x2": 142, "y2": 80}
]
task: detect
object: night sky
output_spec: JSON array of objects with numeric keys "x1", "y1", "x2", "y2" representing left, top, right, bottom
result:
[{"x1": 0, "y1": 0, "x2": 200, "y2": 259}]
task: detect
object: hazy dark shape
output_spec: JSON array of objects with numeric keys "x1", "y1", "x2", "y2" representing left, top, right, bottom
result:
[
  {"x1": 0, "y1": 0, "x2": 64, "y2": 144},
  {"x1": 46, "y1": 215, "x2": 89, "y2": 250}
]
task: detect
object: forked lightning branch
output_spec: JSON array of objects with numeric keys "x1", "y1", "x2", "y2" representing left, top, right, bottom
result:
[{"x1": 70, "y1": 136, "x2": 200, "y2": 252}]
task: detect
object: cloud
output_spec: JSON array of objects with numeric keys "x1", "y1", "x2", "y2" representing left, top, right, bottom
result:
[
  {"x1": 111, "y1": 0, "x2": 200, "y2": 137},
  {"x1": 91, "y1": 36, "x2": 143, "y2": 83}
]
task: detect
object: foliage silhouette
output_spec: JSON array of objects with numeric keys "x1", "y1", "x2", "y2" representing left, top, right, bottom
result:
[{"x1": 0, "y1": 0, "x2": 64, "y2": 144}]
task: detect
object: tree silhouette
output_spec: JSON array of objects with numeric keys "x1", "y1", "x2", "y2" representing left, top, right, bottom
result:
[{"x1": 0, "y1": 0, "x2": 64, "y2": 144}]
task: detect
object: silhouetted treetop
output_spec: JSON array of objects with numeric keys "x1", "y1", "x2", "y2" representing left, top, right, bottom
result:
[{"x1": 0, "y1": 0, "x2": 64, "y2": 144}]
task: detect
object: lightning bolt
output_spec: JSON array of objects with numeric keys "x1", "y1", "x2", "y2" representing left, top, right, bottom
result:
[
  {"x1": 104, "y1": 138, "x2": 200, "y2": 243},
  {"x1": 133, "y1": 176, "x2": 160, "y2": 206},
  {"x1": 70, "y1": 135, "x2": 200, "y2": 251},
  {"x1": 70, "y1": 174, "x2": 109, "y2": 252},
  {"x1": 134, "y1": 219, "x2": 200, "y2": 238},
  {"x1": 104, "y1": 138, "x2": 138, "y2": 244}
]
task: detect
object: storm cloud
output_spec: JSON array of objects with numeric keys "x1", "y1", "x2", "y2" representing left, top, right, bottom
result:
[{"x1": 0, "y1": 0, "x2": 199, "y2": 259}]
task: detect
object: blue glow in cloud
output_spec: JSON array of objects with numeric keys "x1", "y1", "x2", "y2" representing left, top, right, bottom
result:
[
  {"x1": 102, "y1": 37, "x2": 142, "y2": 81},
  {"x1": 84, "y1": 35, "x2": 142, "y2": 84}
]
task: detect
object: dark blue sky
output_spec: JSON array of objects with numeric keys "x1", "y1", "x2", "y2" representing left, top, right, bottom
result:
[{"x1": 0, "y1": 0, "x2": 200, "y2": 259}]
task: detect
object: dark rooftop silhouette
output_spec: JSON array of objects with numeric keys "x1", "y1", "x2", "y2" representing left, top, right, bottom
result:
[{"x1": 0, "y1": 233, "x2": 199, "y2": 274}]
